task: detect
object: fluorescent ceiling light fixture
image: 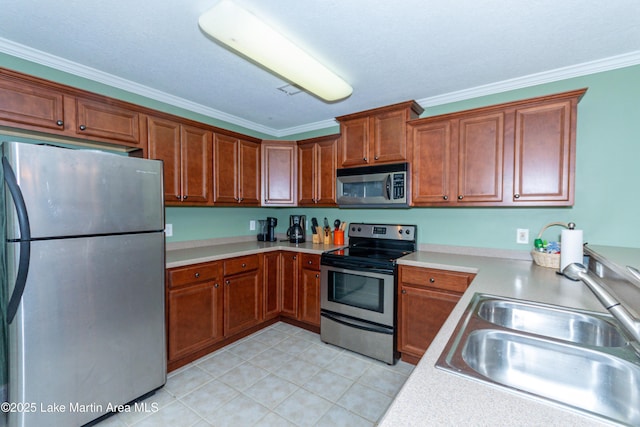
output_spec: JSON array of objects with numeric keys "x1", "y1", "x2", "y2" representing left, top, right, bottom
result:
[{"x1": 198, "y1": 0, "x2": 352, "y2": 102}]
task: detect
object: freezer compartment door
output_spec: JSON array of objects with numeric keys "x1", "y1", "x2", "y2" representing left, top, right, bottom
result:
[
  {"x1": 3, "y1": 141, "x2": 164, "y2": 239},
  {"x1": 7, "y1": 232, "x2": 166, "y2": 427}
]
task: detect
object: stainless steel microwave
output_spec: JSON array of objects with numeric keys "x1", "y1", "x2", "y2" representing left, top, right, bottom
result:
[{"x1": 336, "y1": 163, "x2": 409, "y2": 208}]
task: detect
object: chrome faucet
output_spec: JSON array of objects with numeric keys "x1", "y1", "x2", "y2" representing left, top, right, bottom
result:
[{"x1": 563, "y1": 263, "x2": 640, "y2": 351}]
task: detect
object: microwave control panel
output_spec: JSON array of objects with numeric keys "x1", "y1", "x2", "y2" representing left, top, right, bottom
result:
[{"x1": 392, "y1": 173, "x2": 405, "y2": 199}]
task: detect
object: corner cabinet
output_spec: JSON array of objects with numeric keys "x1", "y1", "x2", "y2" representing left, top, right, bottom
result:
[
  {"x1": 261, "y1": 141, "x2": 297, "y2": 206},
  {"x1": 147, "y1": 116, "x2": 212, "y2": 205},
  {"x1": 297, "y1": 134, "x2": 339, "y2": 206},
  {"x1": 398, "y1": 265, "x2": 475, "y2": 364},
  {"x1": 213, "y1": 133, "x2": 261, "y2": 206},
  {"x1": 336, "y1": 101, "x2": 423, "y2": 168},
  {"x1": 408, "y1": 88, "x2": 586, "y2": 207}
]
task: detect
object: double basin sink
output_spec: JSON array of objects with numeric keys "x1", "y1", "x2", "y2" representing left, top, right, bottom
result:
[{"x1": 436, "y1": 293, "x2": 640, "y2": 426}]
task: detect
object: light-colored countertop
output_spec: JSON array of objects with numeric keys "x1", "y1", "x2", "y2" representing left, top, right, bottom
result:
[
  {"x1": 166, "y1": 239, "x2": 344, "y2": 268},
  {"x1": 381, "y1": 246, "x2": 640, "y2": 427}
]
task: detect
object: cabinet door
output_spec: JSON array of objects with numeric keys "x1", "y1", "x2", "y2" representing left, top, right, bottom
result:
[
  {"x1": 315, "y1": 137, "x2": 338, "y2": 206},
  {"x1": 299, "y1": 267, "x2": 321, "y2": 327},
  {"x1": 398, "y1": 285, "x2": 460, "y2": 360},
  {"x1": 213, "y1": 133, "x2": 239, "y2": 204},
  {"x1": 513, "y1": 100, "x2": 573, "y2": 204},
  {"x1": 147, "y1": 117, "x2": 182, "y2": 203},
  {"x1": 297, "y1": 142, "x2": 316, "y2": 205},
  {"x1": 224, "y1": 270, "x2": 262, "y2": 336},
  {"x1": 168, "y1": 281, "x2": 223, "y2": 362},
  {"x1": 75, "y1": 96, "x2": 141, "y2": 146},
  {"x1": 371, "y1": 109, "x2": 409, "y2": 164},
  {"x1": 181, "y1": 125, "x2": 212, "y2": 204},
  {"x1": 263, "y1": 252, "x2": 281, "y2": 320},
  {"x1": 0, "y1": 73, "x2": 66, "y2": 131},
  {"x1": 238, "y1": 139, "x2": 260, "y2": 206},
  {"x1": 339, "y1": 117, "x2": 369, "y2": 167},
  {"x1": 457, "y1": 112, "x2": 505, "y2": 203},
  {"x1": 262, "y1": 142, "x2": 297, "y2": 206},
  {"x1": 410, "y1": 120, "x2": 456, "y2": 205},
  {"x1": 280, "y1": 252, "x2": 298, "y2": 318}
]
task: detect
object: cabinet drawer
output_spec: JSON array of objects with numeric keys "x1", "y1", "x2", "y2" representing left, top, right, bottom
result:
[
  {"x1": 400, "y1": 266, "x2": 474, "y2": 293},
  {"x1": 168, "y1": 262, "x2": 220, "y2": 288},
  {"x1": 223, "y1": 254, "x2": 259, "y2": 276},
  {"x1": 300, "y1": 253, "x2": 320, "y2": 270}
]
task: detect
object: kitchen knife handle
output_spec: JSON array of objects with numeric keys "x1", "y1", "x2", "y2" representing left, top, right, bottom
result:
[{"x1": 2, "y1": 157, "x2": 32, "y2": 325}]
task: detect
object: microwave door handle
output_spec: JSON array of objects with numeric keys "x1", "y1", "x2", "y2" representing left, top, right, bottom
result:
[{"x1": 385, "y1": 174, "x2": 392, "y2": 200}]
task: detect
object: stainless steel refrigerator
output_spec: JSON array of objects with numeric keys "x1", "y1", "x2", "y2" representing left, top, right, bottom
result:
[{"x1": 0, "y1": 141, "x2": 166, "y2": 427}]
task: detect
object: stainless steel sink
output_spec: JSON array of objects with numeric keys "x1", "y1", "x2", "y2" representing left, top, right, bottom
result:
[
  {"x1": 476, "y1": 298, "x2": 628, "y2": 347},
  {"x1": 436, "y1": 293, "x2": 640, "y2": 426}
]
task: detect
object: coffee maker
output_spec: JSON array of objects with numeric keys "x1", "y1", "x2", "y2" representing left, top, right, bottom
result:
[
  {"x1": 257, "y1": 217, "x2": 277, "y2": 242},
  {"x1": 287, "y1": 215, "x2": 306, "y2": 243}
]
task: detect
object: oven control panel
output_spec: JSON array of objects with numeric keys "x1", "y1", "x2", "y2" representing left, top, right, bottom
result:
[{"x1": 348, "y1": 223, "x2": 416, "y2": 241}]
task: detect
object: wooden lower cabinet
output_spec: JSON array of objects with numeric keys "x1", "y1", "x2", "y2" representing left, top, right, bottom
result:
[
  {"x1": 263, "y1": 252, "x2": 281, "y2": 320},
  {"x1": 223, "y1": 255, "x2": 262, "y2": 336},
  {"x1": 398, "y1": 265, "x2": 475, "y2": 363},
  {"x1": 298, "y1": 254, "x2": 321, "y2": 327},
  {"x1": 280, "y1": 251, "x2": 299, "y2": 319},
  {"x1": 166, "y1": 262, "x2": 223, "y2": 363}
]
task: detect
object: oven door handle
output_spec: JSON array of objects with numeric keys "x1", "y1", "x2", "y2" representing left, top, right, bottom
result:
[{"x1": 321, "y1": 311, "x2": 393, "y2": 334}]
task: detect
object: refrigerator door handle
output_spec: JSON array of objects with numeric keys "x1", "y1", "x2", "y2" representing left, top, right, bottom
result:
[{"x1": 3, "y1": 156, "x2": 32, "y2": 324}]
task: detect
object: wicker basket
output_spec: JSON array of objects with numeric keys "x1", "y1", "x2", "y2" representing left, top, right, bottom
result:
[{"x1": 531, "y1": 222, "x2": 569, "y2": 268}]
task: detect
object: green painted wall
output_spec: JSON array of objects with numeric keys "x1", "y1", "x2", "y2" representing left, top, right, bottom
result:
[{"x1": 2, "y1": 53, "x2": 639, "y2": 251}]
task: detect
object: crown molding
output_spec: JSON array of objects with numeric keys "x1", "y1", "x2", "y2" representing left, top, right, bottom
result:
[
  {"x1": 2, "y1": 37, "x2": 639, "y2": 137},
  {"x1": 416, "y1": 50, "x2": 640, "y2": 108}
]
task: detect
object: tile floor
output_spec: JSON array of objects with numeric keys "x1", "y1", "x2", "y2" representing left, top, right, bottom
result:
[{"x1": 96, "y1": 322, "x2": 413, "y2": 427}]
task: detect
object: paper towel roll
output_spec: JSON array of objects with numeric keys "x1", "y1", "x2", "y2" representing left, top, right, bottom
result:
[{"x1": 560, "y1": 228, "x2": 583, "y2": 271}]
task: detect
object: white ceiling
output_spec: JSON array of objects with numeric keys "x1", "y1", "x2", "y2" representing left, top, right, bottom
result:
[{"x1": 1, "y1": 0, "x2": 639, "y2": 137}]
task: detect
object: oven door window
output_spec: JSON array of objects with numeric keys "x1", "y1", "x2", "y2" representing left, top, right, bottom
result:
[{"x1": 327, "y1": 270, "x2": 384, "y2": 313}]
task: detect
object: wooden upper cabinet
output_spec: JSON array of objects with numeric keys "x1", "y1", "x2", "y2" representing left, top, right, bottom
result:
[
  {"x1": 147, "y1": 116, "x2": 212, "y2": 205},
  {"x1": 261, "y1": 141, "x2": 297, "y2": 206},
  {"x1": 513, "y1": 99, "x2": 575, "y2": 204},
  {"x1": 409, "y1": 88, "x2": 586, "y2": 207},
  {"x1": 297, "y1": 134, "x2": 339, "y2": 206},
  {"x1": 0, "y1": 71, "x2": 66, "y2": 132},
  {"x1": 74, "y1": 96, "x2": 142, "y2": 146},
  {"x1": 457, "y1": 111, "x2": 505, "y2": 203},
  {"x1": 213, "y1": 133, "x2": 261, "y2": 206},
  {"x1": 337, "y1": 101, "x2": 423, "y2": 168}
]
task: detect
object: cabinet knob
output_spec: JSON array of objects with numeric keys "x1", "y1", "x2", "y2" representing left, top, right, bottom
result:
[
  {"x1": 241, "y1": 263, "x2": 246, "y2": 268},
  {"x1": 374, "y1": 155, "x2": 379, "y2": 160},
  {"x1": 443, "y1": 195, "x2": 448, "y2": 201},
  {"x1": 79, "y1": 125, "x2": 86, "y2": 131},
  {"x1": 429, "y1": 277, "x2": 435, "y2": 283},
  {"x1": 183, "y1": 195, "x2": 188, "y2": 200},
  {"x1": 176, "y1": 195, "x2": 181, "y2": 200},
  {"x1": 363, "y1": 157, "x2": 368, "y2": 162},
  {"x1": 308, "y1": 260, "x2": 313, "y2": 265},
  {"x1": 225, "y1": 280, "x2": 230, "y2": 285},
  {"x1": 214, "y1": 283, "x2": 219, "y2": 288},
  {"x1": 457, "y1": 195, "x2": 464, "y2": 200},
  {"x1": 401, "y1": 289, "x2": 407, "y2": 294},
  {"x1": 293, "y1": 256, "x2": 297, "y2": 260},
  {"x1": 56, "y1": 120, "x2": 64, "y2": 126},
  {"x1": 315, "y1": 274, "x2": 319, "y2": 279},
  {"x1": 239, "y1": 197, "x2": 244, "y2": 202},
  {"x1": 194, "y1": 272, "x2": 200, "y2": 278},
  {"x1": 514, "y1": 194, "x2": 521, "y2": 199}
]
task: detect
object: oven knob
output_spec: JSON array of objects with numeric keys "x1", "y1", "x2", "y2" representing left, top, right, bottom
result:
[
  {"x1": 398, "y1": 229, "x2": 403, "y2": 235},
  {"x1": 406, "y1": 229, "x2": 411, "y2": 235},
  {"x1": 357, "y1": 227, "x2": 362, "y2": 232}
]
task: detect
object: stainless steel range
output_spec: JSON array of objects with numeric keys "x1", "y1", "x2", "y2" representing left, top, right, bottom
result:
[{"x1": 320, "y1": 223, "x2": 417, "y2": 364}]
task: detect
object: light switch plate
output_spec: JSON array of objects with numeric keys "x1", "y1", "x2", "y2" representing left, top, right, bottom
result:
[
  {"x1": 516, "y1": 228, "x2": 529, "y2": 244},
  {"x1": 165, "y1": 224, "x2": 173, "y2": 237}
]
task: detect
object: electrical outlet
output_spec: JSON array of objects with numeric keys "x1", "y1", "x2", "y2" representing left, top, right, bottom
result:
[
  {"x1": 165, "y1": 224, "x2": 173, "y2": 237},
  {"x1": 516, "y1": 228, "x2": 529, "y2": 244},
  {"x1": 249, "y1": 220, "x2": 256, "y2": 231}
]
